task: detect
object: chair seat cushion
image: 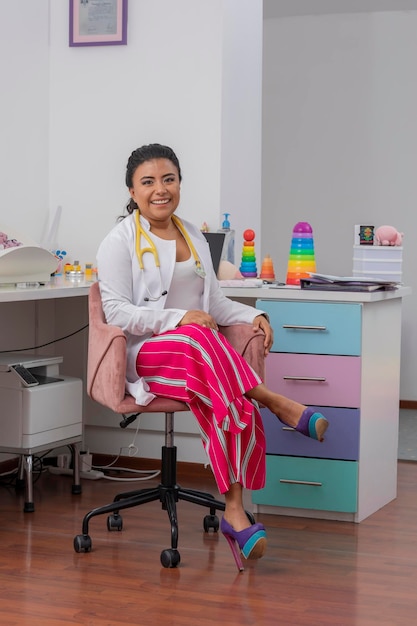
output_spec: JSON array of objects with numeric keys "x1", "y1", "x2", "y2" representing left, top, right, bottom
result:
[{"x1": 115, "y1": 395, "x2": 189, "y2": 415}]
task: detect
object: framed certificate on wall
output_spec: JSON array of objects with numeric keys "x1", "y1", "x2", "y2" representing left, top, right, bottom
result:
[{"x1": 69, "y1": 0, "x2": 128, "y2": 47}]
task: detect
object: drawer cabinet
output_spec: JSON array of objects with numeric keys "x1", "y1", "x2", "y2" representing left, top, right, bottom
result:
[{"x1": 250, "y1": 295, "x2": 403, "y2": 523}]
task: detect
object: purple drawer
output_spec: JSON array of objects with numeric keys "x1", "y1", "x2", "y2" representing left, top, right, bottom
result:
[
  {"x1": 265, "y1": 353, "x2": 361, "y2": 408},
  {"x1": 261, "y1": 406, "x2": 360, "y2": 461}
]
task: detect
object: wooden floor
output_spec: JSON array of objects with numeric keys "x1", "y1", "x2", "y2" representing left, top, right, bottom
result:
[{"x1": 1, "y1": 461, "x2": 417, "y2": 626}]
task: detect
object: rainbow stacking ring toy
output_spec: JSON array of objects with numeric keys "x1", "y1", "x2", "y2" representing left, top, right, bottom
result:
[
  {"x1": 240, "y1": 229, "x2": 258, "y2": 278},
  {"x1": 286, "y1": 222, "x2": 317, "y2": 285}
]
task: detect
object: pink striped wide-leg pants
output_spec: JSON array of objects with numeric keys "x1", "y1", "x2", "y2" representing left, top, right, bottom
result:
[{"x1": 136, "y1": 324, "x2": 266, "y2": 494}]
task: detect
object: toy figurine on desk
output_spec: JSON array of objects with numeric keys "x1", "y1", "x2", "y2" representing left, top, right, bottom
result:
[
  {"x1": 52, "y1": 249, "x2": 67, "y2": 275},
  {"x1": 0, "y1": 232, "x2": 22, "y2": 249},
  {"x1": 374, "y1": 225, "x2": 403, "y2": 246}
]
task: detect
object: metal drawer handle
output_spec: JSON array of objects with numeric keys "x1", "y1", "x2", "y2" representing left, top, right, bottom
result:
[
  {"x1": 279, "y1": 479, "x2": 322, "y2": 487},
  {"x1": 282, "y1": 375, "x2": 326, "y2": 382},
  {"x1": 282, "y1": 324, "x2": 327, "y2": 331}
]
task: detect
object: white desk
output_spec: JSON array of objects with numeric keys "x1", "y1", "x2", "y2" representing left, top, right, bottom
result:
[
  {"x1": 1, "y1": 276, "x2": 410, "y2": 304},
  {"x1": 0, "y1": 277, "x2": 92, "y2": 510},
  {"x1": 0, "y1": 276, "x2": 92, "y2": 303},
  {"x1": 221, "y1": 284, "x2": 411, "y2": 303},
  {"x1": 0, "y1": 276, "x2": 92, "y2": 382}
]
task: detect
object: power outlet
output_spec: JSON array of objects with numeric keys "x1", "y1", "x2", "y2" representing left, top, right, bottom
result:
[
  {"x1": 57, "y1": 453, "x2": 71, "y2": 469},
  {"x1": 80, "y1": 452, "x2": 92, "y2": 473}
]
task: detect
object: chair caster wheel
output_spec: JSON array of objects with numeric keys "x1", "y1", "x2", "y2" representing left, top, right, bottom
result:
[
  {"x1": 74, "y1": 534, "x2": 92, "y2": 553},
  {"x1": 107, "y1": 513, "x2": 123, "y2": 531},
  {"x1": 160, "y1": 548, "x2": 181, "y2": 568},
  {"x1": 203, "y1": 514, "x2": 219, "y2": 532}
]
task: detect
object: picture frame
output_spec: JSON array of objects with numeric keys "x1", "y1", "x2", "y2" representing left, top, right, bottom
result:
[{"x1": 69, "y1": 0, "x2": 128, "y2": 47}]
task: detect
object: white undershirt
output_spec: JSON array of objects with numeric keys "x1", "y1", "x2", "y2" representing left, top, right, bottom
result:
[{"x1": 164, "y1": 255, "x2": 204, "y2": 310}]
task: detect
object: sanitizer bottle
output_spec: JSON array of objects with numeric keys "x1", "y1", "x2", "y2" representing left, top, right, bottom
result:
[{"x1": 218, "y1": 213, "x2": 235, "y2": 264}]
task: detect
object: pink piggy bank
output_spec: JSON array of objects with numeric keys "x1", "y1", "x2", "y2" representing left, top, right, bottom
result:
[{"x1": 374, "y1": 225, "x2": 403, "y2": 246}]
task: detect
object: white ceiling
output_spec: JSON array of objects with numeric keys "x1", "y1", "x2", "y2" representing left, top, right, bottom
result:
[{"x1": 263, "y1": 0, "x2": 417, "y2": 18}]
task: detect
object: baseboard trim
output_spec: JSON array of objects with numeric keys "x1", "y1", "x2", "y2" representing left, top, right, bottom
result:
[
  {"x1": 0, "y1": 454, "x2": 215, "y2": 485},
  {"x1": 0, "y1": 453, "x2": 214, "y2": 483},
  {"x1": 400, "y1": 400, "x2": 417, "y2": 410},
  {"x1": 91, "y1": 453, "x2": 215, "y2": 483},
  {"x1": 0, "y1": 457, "x2": 19, "y2": 474}
]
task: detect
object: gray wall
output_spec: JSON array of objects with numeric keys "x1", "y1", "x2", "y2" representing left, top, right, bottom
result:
[{"x1": 262, "y1": 4, "x2": 417, "y2": 401}]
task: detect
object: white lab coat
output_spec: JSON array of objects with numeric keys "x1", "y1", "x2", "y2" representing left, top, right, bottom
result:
[{"x1": 97, "y1": 212, "x2": 264, "y2": 405}]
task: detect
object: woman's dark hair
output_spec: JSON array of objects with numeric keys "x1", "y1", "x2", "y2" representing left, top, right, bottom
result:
[{"x1": 124, "y1": 143, "x2": 182, "y2": 216}]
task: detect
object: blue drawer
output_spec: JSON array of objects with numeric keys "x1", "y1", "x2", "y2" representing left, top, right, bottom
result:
[
  {"x1": 257, "y1": 300, "x2": 362, "y2": 356},
  {"x1": 261, "y1": 406, "x2": 360, "y2": 460},
  {"x1": 252, "y1": 455, "x2": 358, "y2": 512}
]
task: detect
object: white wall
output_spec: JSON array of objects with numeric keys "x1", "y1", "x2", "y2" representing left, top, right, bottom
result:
[
  {"x1": 0, "y1": 0, "x2": 50, "y2": 239},
  {"x1": 47, "y1": 0, "x2": 263, "y2": 461},
  {"x1": 262, "y1": 9, "x2": 417, "y2": 400},
  {"x1": 0, "y1": 0, "x2": 263, "y2": 463},
  {"x1": 48, "y1": 0, "x2": 262, "y2": 267},
  {"x1": 220, "y1": 0, "x2": 263, "y2": 245},
  {"x1": 0, "y1": 1, "x2": 50, "y2": 462}
]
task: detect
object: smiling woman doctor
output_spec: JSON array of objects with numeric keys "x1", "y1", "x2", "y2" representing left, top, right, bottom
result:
[{"x1": 97, "y1": 143, "x2": 329, "y2": 570}]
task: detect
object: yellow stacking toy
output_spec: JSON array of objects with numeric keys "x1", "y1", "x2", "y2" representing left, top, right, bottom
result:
[
  {"x1": 239, "y1": 229, "x2": 258, "y2": 277},
  {"x1": 286, "y1": 221, "x2": 316, "y2": 285}
]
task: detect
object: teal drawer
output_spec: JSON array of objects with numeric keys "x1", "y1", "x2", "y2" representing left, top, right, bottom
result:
[
  {"x1": 252, "y1": 455, "x2": 358, "y2": 512},
  {"x1": 257, "y1": 300, "x2": 361, "y2": 356}
]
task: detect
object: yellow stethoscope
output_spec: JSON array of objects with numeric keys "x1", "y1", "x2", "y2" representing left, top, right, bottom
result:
[{"x1": 135, "y1": 211, "x2": 206, "y2": 301}]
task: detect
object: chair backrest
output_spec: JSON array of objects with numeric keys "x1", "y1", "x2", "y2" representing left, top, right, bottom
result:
[
  {"x1": 87, "y1": 281, "x2": 128, "y2": 411},
  {"x1": 87, "y1": 281, "x2": 265, "y2": 412},
  {"x1": 218, "y1": 324, "x2": 265, "y2": 381}
]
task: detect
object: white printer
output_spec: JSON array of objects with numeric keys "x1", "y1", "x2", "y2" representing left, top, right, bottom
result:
[{"x1": 0, "y1": 353, "x2": 82, "y2": 451}]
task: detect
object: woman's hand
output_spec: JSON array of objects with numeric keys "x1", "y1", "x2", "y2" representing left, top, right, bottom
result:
[
  {"x1": 252, "y1": 315, "x2": 274, "y2": 355},
  {"x1": 178, "y1": 310, "x2": 219, "y2": 330}
]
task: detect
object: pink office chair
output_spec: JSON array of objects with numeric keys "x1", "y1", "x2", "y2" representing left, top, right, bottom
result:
[{"x1": 74, "y1": 281, "x2": 265, "y2": 568}]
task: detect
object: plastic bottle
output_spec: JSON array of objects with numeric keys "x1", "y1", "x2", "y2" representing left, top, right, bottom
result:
[{"x1": 217, "y1": 213, "x2": 235, "y2": 264}]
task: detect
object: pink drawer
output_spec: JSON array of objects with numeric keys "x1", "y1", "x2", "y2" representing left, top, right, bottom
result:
[{"x1": 265, "y1": 353, "x2": 361, "y2": 408}]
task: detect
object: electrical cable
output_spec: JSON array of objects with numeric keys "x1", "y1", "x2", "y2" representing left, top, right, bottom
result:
[
  {"x1": 92, "y1": 424, "x2": 161, "y2": 482},
  {"x1": 0, "y1": 454, "x2": 45, "y2": 487},
  {"x1": 0, "y1": 468, "x2": 18, "y2": 477},
  {"x1": 93, "y1": 469, "x2": 160, "y2": 482},
  {"x1": 92, "y1": 457, "x2": 160, "y2": 482},
  {"x1": 0, "y1": 324, "x2": 89, "y2": 354},
  {"x1": 93, "y1": 456, "x2": 160, "y2": 482}
]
